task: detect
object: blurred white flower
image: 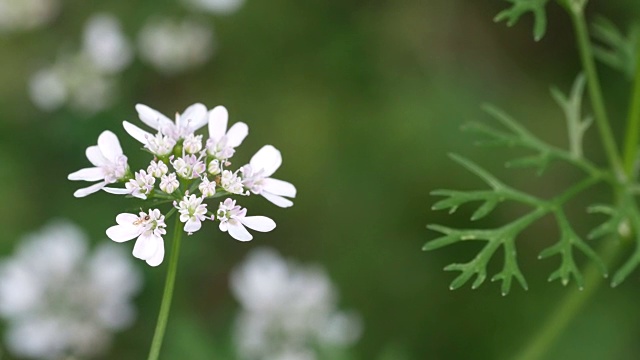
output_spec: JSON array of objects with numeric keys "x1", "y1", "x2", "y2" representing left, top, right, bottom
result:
[
  {"x1": 82, "y1": 13, "x2": 133, "y2": 74},
  {"x1": 0, "y1": 221, "x2": 142, "y2": 359},
  {"x1": 137, "y1": 17, "x2": 214, "y2": 75},
  {"x1": 0, "y1": 0, "x2": 59, "y2": 32},
  {"x1": 231, "y1": 248, "x2": 362, "y2": 359},
  {"x1": 181, "y1": 0, "x2": 245, "y2": 15}
]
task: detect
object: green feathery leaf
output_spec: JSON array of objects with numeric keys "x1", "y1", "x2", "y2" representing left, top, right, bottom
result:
[{"x1": 494, "y1": 0, "x2": 551, "y2": 41}]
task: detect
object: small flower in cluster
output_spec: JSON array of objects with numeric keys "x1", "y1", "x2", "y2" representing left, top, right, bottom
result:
[
  {"x1": 124, "y1": 170, "x2": 155, "y2": 199},
  {"x1": 221, "y1": 169, "x2": 247, "y2": 195},
  {"x1": 106, "y1": 209, "x2": 167, "y2": 266},
  {"x1": 208, "y1": 159, "x2": 221, "y2": 175},
  {"x1": 147, "y1": 159, "x2": 169, "y2": 178},
  {"x1": 217, "y1": 199, "x2": 275, "y2": 241},
  {"x1": 199, "y1": 176, "x2": 216, "y2": 198},
  {"x1": 175, "y1": 193, "x2": 208, "y2": 234},
  {"x1": 159, "y1": 173, "x2": 179, "y2": 194},
  {"x1": 68, "y1": 130, "x2": 129, "y2": 197},
  {"x1": 183, "y1": 133, "x2": 203, "y2": 154},
  {"x1": 172, "y1": 154, "x2": 206, "y2": 179},
  {"x1": 69, "y1": 103, "x2": 295, "y2": 266}
]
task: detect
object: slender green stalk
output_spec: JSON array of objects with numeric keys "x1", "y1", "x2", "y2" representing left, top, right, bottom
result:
[
  {"x1": 515, "y1": 239, "x2": 621, "y2": 360},
  {"x1": 622, "y1": 48, "x2": 640, "y2": 178},
  {"x1": 568, "y1": 3, "x2": 625, "y2": 179},
  {"x1": 147, "y1": 217, "x2": 183, "y2": 360}
]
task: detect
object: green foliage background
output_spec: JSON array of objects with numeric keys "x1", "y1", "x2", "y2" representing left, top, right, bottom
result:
[{"x1": 2, "y1": 0, "x2": 640, "y2": 359}]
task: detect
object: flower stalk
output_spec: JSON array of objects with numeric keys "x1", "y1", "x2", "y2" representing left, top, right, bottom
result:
[{"x1": 147, "y1": 215, "x2": 183, "y2": 360}]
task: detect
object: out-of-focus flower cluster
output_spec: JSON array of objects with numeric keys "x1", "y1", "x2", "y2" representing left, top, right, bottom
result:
[
  {"x1": 0, "y1": 221, "x2": 142, "y2": 359},
  {"x1": 231, "y1": 248, "x2": 362, "y2": 360},
  {"x1": 69, "y1": 103, "x2": 296, "y2": 266}
]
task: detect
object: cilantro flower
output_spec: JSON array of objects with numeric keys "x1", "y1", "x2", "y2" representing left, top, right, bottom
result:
[
  {"x1": 242, "y1": 145, "x2": 296, "y2": 207},
  {"x1": 217, "y1": 199, "x2": 275, "y2": 241},
  {"x1": 106, "y1": 209, "x2": 167, "y2": 266}
]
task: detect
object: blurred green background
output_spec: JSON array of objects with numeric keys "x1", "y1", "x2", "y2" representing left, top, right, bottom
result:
[{"x1": 3, "y1": 0, "x2": 640, "y2": 359}]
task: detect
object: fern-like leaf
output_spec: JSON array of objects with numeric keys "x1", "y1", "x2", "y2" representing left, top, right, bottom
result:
[
  {"x1": 591, "y1": 16, "x2": 640, "y2": 80},
  {"x1": 494, "y1": 0, "x2": 551, "y2": 41}
]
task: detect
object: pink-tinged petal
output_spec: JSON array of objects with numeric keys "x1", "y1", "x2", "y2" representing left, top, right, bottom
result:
[
  {"x1": 68, "y1": 167, "x2": 103, "y2": 181},
  {"x1": 226, "y1": 122, "x2": 249, "y2": 148},
  {"x1": 106, "y1": 224, "x2": 140, "y2": 243},
  {"x1": 184, "y1": 219, "x2": 202, "y2": 233},
  {"x1": 250, "y1": 145, "x2": 281, "y2": 176},
  {"x1": 228, "y1": 221, "x2": 253, "y2": 241},
  {"x1": 102, "y1": 187, "x2": 131, "y2": 195},
  {"x1": 115, "y1": 213, "x2": 138, "y2": 225},
  {"x1": 241, "y1": 216, "x2": 276, "y2": 232},
  {"x1": 136, "y1": 103, "x2": 172, "y2": 131},
  {"x1": 123, "y1": 121, "x2": 151, "y2": 145},
  {"x1": 262, "y1": 178, "x2": 296, "y2": 197},
  {"x1": 98, "y1": 131, "x2": 123, "y2": 162},
  {"x1": 145, "y1": 237, "x2": 165, "y2": 267},
  {"x1": 180, "y1": 103, "x2": 207, "y2": 131},
  {"x1": 208, "y1": 106, "x2": 228, "y2": 142},
  {"x1": 132, "y1": 232, "x2": 158, "y2": 260},
  {"x1": 73, "y1": 181, "x2": 106, "y2": 198},
  {"x1": 86, "y1": 145, "x2": 108, "y2": 167},
  {"x1": 261, "y1": 192, "x2": 294, "y2": 208}
]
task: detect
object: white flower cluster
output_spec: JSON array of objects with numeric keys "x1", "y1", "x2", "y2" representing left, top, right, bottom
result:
[
  {"x1": 0, "y1": 221, "x2": 142, "y2": 359},
  {"x1": 69, "y1": 103, "x2": 296, "y2": 266},
  {"x1": 231, "y1": 248, "x2": 362, "y2": 360},
  {"x1": 0, "y1": 0, "x2": 59, "y2": 33}
]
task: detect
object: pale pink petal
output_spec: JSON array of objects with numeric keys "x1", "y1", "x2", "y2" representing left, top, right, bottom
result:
[
  {"x1": 145, "y1": 237, "x2": 165, "y2": 267},
  {"x1": 184, "y1": 218, "x2": 202, "y2": 233},
  {"x1": 132, "y1": 232, "x2": 158, "y2": 260},
  {"x1": 116, "y1": 213, "x2": 138, "y2": 225},
  {"x1": 102, "y1": 187, "x2": 131, "y2": 195},
  {"x1": 86, "y1": 145, "x2": 108, "y2": 166},
  {"x1": 262, "y1": 178, "x2": 296, "y2": 197},
  {"x1": 226, "y1": 122, "x2": 249, "y2": 148},
  {"x1": 241, "y1": 216, "x2": 276, "y2": 232},
  {"x1": 261, "y1": 192, "x2": 294, "y2": 208},
  {"x1": 68, "y1": 167, "x2": 103, "y2": 181},
  {"x1": 106, "y1": 224, "x2": 140, "y2": 243},
  {"x1": 250, "y1": 145, "x2": 281, "y2": 177},
  {"x1": 228, "y1": 221, "x2": 252, "y2": 241},
  {"x1": 136, "y1": 103, "x2": 172, "y2": 131},
  {"x1": 97, "y1": 131, "x2": 123, "y2": 162},
  {"x1": 208, "y1": 106, "x2": 228, "y2": 142},
  {"x1": 73, "y1": 181, "x2": 106, "y2": 198},
  {"x1": 123, "y1": 121, "x2": 151, "y2": 145},
  {"x1": 180, "y1": 103, "x2": 207, "y2": 131}
]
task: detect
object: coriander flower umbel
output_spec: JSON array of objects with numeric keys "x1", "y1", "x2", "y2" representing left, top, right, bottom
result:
[
  {"x1": 106, "y1": 209, "x2": 167, "y2": 266},
  {"x1": 123, "y1": 103, "x2": 208, "y2": 146},
  {"x1": 217, "y1": 198, "x2": 275, "y2": 241},
  {"x1": 242, "y1": 145, "x2": 296, "y2": 208},
  {"x1": 68, "y1": 130, "x2": 129, "y2": 197}
]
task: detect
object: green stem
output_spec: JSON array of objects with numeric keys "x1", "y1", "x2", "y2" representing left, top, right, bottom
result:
[
  {"x1": 147, "y1": 217, "x2": 183, "y2": 360},
  {"x1": 622, "y1": 48, "x2": 640, "y2": 178},
  {"x1": 514, "y1": 238, "x2": 621, "y2": 360},
  {"x1": 568, "y1": 3, "x2": 625, "y2": 180}
]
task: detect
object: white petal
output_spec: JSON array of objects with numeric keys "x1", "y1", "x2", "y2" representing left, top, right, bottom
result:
[
  {"x1": 68, "y1": 167, "x2": 103, "y2": 181},
  {"x1": 132, "y1": 232, "x2": 158, "y2": 260},
  {"x1": 261, "y1": 192, "x2": 294, "y2": 208},
  {"x1": 86, "y1": 145, "x2": 108, "y2": 166},
  {"x1": 145, "y1": 237, "x2": 165, "y2": 267},
  {"x1": 106, "y1": 224, "x2": 140, "y2": 243},
  {"x1": 102, "y1": 187, "x2": 131, "y2": 195},
  {"x1": 116, "y1": 213, "x2": 138, "y2": 225},
  {"x1": 228, "y1": 221, "x2": 253, "y2": 241},
  {"x1": 123, "y1": 121, "x2": 151, "y2": 145},
  {"x1": 73, "y1": 181, "x2": 106, "y2": 197},
  {"x1": 208, "y1": 106, "x2": 228, "y2": 142},
  {"x1": 181, "y1": 103, "x2": 208, "y2": 131},
  {"x1": 136, "y1": 103, "x2": 172, "y2": 131},
  {"x1": 98, "y1": 130, "x2": 123, "y2": 162},
  {"x1": 241, "y1": 216, "x2": 276, "y2": 232},
  {"x1": 250, "y1": 145, "x2": 281, "y2": 176},
  {"x1": 262, "y1": 178, "x2": 296, "y2": 197},
  {"x1": 184, "y1": 218, "x2": 202, "y2": 233},
  {"x1": 226, "y1": 122, "x2": 249, "y2": 148}
]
